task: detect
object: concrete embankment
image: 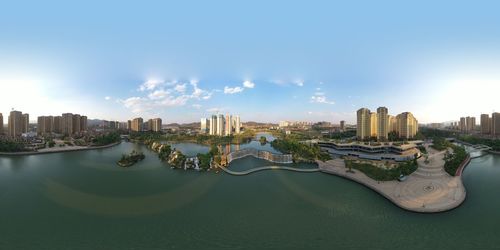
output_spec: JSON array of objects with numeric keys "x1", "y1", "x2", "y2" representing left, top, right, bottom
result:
[{"x1": 0, "y1": 141, "x2": 122, "y2": 156}]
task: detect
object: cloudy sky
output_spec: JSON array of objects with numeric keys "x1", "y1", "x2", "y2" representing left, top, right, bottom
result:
[{"x1": 1, "y1": 0, "x2": 500, "y2": 124}]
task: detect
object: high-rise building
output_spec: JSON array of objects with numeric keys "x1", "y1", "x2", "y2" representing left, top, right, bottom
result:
[
  {"x1": 217, "y1": 114, "x2": 225, "y2": 136},
  {"x1": 234, "y1": 115, "x2": 241, "y2": 134},
  {"x1": 80, "y1": 116, "x2": 87, "y2": 132},
  {"x1": 492, "y1": 113, "x2": 500, "y2": 136},
  {"x1": 73, "y1": 114, "x2": 81, "y2": 134},
  {"x1": 370, "y1": 112, "x2": 377, "y2": 138},
  {"x1": 481, "y1": 114, "x2": 491, "y2": 135},
  {"x1": 152, "y1": 118, "x2": 162, "y2": 132},
  {"x1": 21, "y1": 113, "x2": 29, "y2": 133},
  {"x1": 377, "y1": 107, "x2": 388, "y2": 141},
  {"x1": 0, "y1": 113, "x2": 3, "y2": 135},
  {"x1": 356, "y1": 108, "x2": 371, "y2": 140},
  {"x1": 127, "y1": 120, "x2": 132, "y2": 131},
  {"x1": 53, "y1": 116, "x2": 62, "y2": 133},
  {"x1": 209, "y1": 115, "x2": 217, "y2": 135},
  {"x1": 8, "y1": 110, "x2": 23, "y2": 137},
  {"x1": 388, "y1": 115, "x2": 397, "y2": 132},
  {"x1": 225, "y1": 114, "x2": 232, "y2": 136},
  {"x1": 340, "y1": 120, "x2": 345, "y2": 131},
  {"x1": 397, "y1": 112, "x2": 418, "y2": 139},
  {"x1": 61, "y1": 113, "x2": 73, "y2": 135},
  {"x1": 200, "y1": 118, "x2": 209, "y2": 133},
  {"x1": 37, "y1": 116, "x2": 54, "y2": 135},
  {"x1": 466, "y1": 116, "x2": 476, "y2": 132},
  {"x1": 459, "y1": 117, "x2": 466, "y2": 132},
  {"x1": 131, "y1": 118, "x2": 143, "y2": 132}
]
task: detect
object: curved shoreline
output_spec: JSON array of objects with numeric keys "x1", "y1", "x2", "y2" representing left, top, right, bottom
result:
[{"x1": 0, "y1": 141, "x2": 122, "y2": 156}]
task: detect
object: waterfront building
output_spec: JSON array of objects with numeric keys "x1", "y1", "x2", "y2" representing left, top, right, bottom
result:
[
  {"x1": 481, "y1": 114, "x2": 491, "y2": 134},
  {"x1": 80, "y1": 116, "x2": 87, "y2": 132},
  {"x1": 61, "y1": 113, "x2": 73, "y2": 135},
  {"x1": 127, "y1": 120, "x2": 132, "y2": 131},
  {"x1": 21, "y1": 113, "x2": 29, "y2": 133},
  {"x1": 8, "y1": 110, "x2": 24, "y2": 137},
  {"x1": 200, "y1": 118, "x2": 209, "y2": 134},
  {"x1": 396, "y1": 112, "x2": 418, "y2": 139},
  {"x1": 37, "y1": 116, "x2": 53, "y2": 135},
  {"x1": 493, "y1": 113, "x2": 500, "y2": 136},
  {"x1": 53, "y1": 116, "x2": 62, "y2": 133},
  {"x1": 225, "y1": 114, "x2": 232, "y2": 136},
  {"x1": 151, "y1": 118, "x2": 162, "y2": 132},
  {"x1": 234, "y1": 115, "x2": 241, "y2": 134},
  {"x1": 340, "y1": 120, "x2": 345, "y2": 131},
  {"x1": 131, "y1": 118, "x2": 143, "y2": 132},
  {"x1": 377, "y1": 107, "x2": 388, "y2": 141},
  {"x1": 209, "y1": 115, "x2": 217, "y2": 135},
  {"x1": 318, "y1": 140, "x2": 422, "y2": 162},
  {"x1": 356, "y1": 108, "x2": 371, "y2": 140},
  {"x1": 370, "y1": 112, "x2": 377, "y2": 138},
  {"x1": 0, "y1": 113, "x2": 3, "y2": 135},
  {"x1": 217, "y1": 114, "x2": 224, "y2": 136},
  {"x1": 73, "y1": 114, "x2": 81, "y2": 134}
]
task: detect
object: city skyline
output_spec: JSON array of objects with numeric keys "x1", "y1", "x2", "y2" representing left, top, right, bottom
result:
[{"x1": 2, "y1": 1, "x2": 500, "y2": 124}]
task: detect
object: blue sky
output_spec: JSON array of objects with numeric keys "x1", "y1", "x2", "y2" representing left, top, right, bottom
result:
[{"x1": 1, "y1": 0, "x2": 500, "y2": 124}]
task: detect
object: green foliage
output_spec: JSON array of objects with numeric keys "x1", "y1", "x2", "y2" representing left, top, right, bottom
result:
[
  {"x1": 170, "y1": 151, "x2": 186, "y2": 168},
  {"x1": 48, "y1": 140, "x2": 56, "y2": 148},
  {"x1": 117, "y1": 150, "x2": 145, "y2": 167},
  {"x1": 158, "y1": 145, "x2": 172, "y2": 161},
  {"x1": 431, "y1": 137, "x2": 450, "y2": 151},
  {"x1": 0, "y1": 140, "x2": 27, "y2": 152},
  {"x1": 444, "y1": 145, "x2": 467, "y2": 176},
  {"x1": 324, "y1": 130, "x2": 356, "y2": 140},
  {"x1": 197, "y1": 153, "x2": 212, "y2": 169},
  {"x1": 130, "y1": 131, "x2": 163, "y2": 141},
  {"x1": 346, "y1": 160, "x2": 418, "y2": 181},
  {"x1": 459, "y1": 135, "x2": 500, "y2": 151},
  {"x1": 259, "y1": 136, "x2": 267, "y2": 145},
  {"x1": 271, "y1": 139, "x2": 331, "y2": 162},
  {"x1": 93, "y1": 132, "x2": 120, "y2": 146}
]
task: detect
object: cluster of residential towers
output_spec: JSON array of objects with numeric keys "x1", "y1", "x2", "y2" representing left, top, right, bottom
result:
[
  {"x1": 357, "y1": 107, "x2": 418, "y2": 140},
  {"x1": 450, "y1": 113, "x2": 500, "y2": 136},
  {"x1": 200, "y1": 114, "x2": 241, "y2": 136}
]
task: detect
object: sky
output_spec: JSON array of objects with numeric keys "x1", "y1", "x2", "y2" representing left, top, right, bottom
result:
[{"x1": 1, "y1": 0, "x2": 500, "y2": 124}]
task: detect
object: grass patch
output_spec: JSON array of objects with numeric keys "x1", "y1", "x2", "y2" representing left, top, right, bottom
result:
[{"x1": 345, "y1": 159, "x2": 418, "y2": 181}]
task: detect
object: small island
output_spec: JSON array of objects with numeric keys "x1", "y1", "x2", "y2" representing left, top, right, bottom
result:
[{"x1": 117, "y1": 150, "x2": 145, "y2": 167}]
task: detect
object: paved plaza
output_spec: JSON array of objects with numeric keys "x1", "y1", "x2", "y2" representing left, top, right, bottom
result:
[{"x1": 318, "y1": 147, "x2": 466, "y2": 213}]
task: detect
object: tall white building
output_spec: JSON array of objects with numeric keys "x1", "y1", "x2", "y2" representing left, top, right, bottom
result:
[
  {"x1": 200, "y1": 118, "x2": 209, "y2": 134},
  {"x1": 209, "y1": 115, "x2": 217, "y2": 135},
  {"x1": 234, "y1": 115, "x2": 241, "y2": 134}
]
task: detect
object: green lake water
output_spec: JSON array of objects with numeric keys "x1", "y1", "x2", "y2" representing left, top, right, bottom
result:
[{"x1": 0, "y1": 140, "x2": 499, "y2": 249}]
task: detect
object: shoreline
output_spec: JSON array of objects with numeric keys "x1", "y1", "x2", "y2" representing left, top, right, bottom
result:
[
  {"x1": 317, "y1": 149, "x2": 469, "y2": 213},
  {"x1": 0, "y1": 141, "x2": 122, "y2": 156}
]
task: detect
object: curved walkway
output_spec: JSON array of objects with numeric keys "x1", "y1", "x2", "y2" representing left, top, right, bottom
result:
[
  {"x1": 219, "y1": 165, "x2": 319, "y2": 176},
  {"x1": 318, "y1": 147, "x2": 467, "y2": 213}
]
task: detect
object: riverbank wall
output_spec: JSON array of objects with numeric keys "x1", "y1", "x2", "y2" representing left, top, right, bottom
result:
[{"x1": 0, "y1": 141, "x2": 122, "y2": 156}]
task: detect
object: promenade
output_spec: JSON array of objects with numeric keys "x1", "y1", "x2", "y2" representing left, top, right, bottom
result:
[
  {"x1": 0, "y1": 141, "x2": 122, "y2": 156},
  {"x1": 318, "y1": 147, "x2": 466, "y2": 213},
  {"x1": 218, "y1": 165, "x2": 319, "y2": 176}
]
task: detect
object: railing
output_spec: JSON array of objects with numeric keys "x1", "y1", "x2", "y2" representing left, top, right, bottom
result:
[{"x1": 226, "y1": 148, "x2": 293, "y2": 164}]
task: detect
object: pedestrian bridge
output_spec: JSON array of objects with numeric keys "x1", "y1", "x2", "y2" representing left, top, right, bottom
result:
[{"x1": 226, "y1": 148, "x2": 293, "y2": 164}]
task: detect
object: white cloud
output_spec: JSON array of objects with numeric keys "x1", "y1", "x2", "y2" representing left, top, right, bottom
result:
[
  {"x1": 174, "y1": 83, "x2": 187, "y2": 93},
  {"x1": 104, "y1": 96, "x2": 111, "y2": 101},
  {"x1": 314, "y1": 92, "x2": 325, "y2": 96},
  {"x1": 310, "y1": 95, "x2": 335, "y2": 105},
  {"x1": 192, "y1": 104, "x2": 202, "y2": 109},
  {"x1": 139, "y1": 79, "x2": 163, "y2": 91},
  {"x1": 157, "y1": 95, "x2": 190, "y2": 107},
  {"x1": 243, "y1": 80, "x2": 255, "y2": 88},
  {"x1": 293, "y1": 80, "x2": 304, "y2": 87},
  {"x1": 148, "y1": 89, "x2": 170, "y2": 100},
  {"x1": 224, "y1": 86, "x2": 244, "y2": 94},
  {"x1": 120, "y1": 97, "x2": 151, "y2": 113}
]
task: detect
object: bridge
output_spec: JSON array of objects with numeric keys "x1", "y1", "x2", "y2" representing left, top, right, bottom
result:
[
  {"x1": 218, "y1": 165, "x2": 319, "y2": 176},
  {"x1": 225, "y1": 148, "x2": 293, "y2": 164},
  {"x1": 467, "y1": 145, "x2": 492, "y2": 159}
]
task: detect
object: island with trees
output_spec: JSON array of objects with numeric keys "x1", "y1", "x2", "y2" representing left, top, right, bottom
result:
[{"x1": 117, "y1": 150, "x2": 145, "y2": 167}]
